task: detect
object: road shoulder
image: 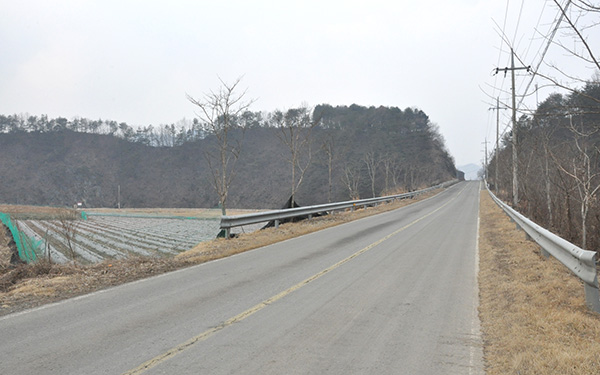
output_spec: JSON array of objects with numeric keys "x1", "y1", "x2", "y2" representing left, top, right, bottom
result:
[{"x1": 478, "y1": 190, "x2": 600, "y2": 374}]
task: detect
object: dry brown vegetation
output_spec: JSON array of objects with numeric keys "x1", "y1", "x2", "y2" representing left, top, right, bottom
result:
[
  {"x1": 0, "y1": 204, "x2": 75, "y2": 220},
  {"x1": 0, "y1": 204, "x2": 256, "y2": 220},
  {"x1": 0, "y1": 257, "x2": 194, "y2": 315},
  {"x1": 479, "y1": 190, "x2": 600, "y2": 374},
  {"x1": 0, "y1": 192, "x2": 436, "y2": 317},
  {"x1": 85, "y1": 207, "x2": 257, "y2": 219},
  {"x1": 0, "y1": 225, "x2": 11, "y2": 267}
]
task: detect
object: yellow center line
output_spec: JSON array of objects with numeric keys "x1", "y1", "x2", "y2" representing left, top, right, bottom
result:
[{"x1": 123, "y1": 183, "x2": 468, "y2": 374}]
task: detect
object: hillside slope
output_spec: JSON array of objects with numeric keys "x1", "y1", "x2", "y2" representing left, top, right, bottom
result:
[{"x1": 0, "y1": 105, "x2": 457, "y2": 208}]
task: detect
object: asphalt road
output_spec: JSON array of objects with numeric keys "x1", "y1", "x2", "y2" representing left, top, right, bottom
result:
[{"x1": 0, "y1": 181, "x2": 483, "y2": 374}]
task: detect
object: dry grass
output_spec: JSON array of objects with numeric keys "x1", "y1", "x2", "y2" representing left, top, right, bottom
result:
[
  {"x1": 479, "y1": 190, "x2": 600, "y2": 374},
  {"x1": 0, "y1": 192, "x2": 437, "y2": 316},
  {"x1": 0, "y1": 204, "x2": 79, "y2": 220},
  {"x1": 9, "y1": 276, "x2": 73, "y2": 297},
  {"x1": 0, "y1": 204, "x2": 67, "y2": 215},
  {"x1": 0, "y1": 257, "x2": 194, "y2": 314},
  {"x1": 0, "y1": 226, "x2": 11, "y2": 267},
  {"x1": 0, "y1": 204, "x2": 257, "y2": 220}
]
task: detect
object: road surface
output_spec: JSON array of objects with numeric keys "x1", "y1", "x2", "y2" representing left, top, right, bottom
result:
[{"x1": 0, "y1": 181, "x2": 483, "y2": 374}]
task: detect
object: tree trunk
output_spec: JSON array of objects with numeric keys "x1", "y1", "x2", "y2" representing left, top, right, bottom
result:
[
  {"x1": 544, "y1": 146, "x2": 553, "y2": 228},
  {"x1": 566, "y1": 191, "x2": 573, "y2": 241},
  {"x1": 327, "y1": 151, "x2": 333, "y2": 203},
  {"x1": 581, "y1": 199, "x2": 588, "y2": 248}
]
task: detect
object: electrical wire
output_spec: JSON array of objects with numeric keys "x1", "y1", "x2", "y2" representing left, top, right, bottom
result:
[
  {"x1": 512, "y1": 0, "x2": 526, "y2": 46},
  {"x1": 516, "y1": 0, "x2": 549, "y2": 94},
  {"x1": 491, "y1": 0, "x2": 512, "y2": 102},
  {"x1": 516, "y1": 0, "x2": 572, "y2": 113},
  {"x1": 491, "y1": 0, "x2": 574, "y2": 143}
]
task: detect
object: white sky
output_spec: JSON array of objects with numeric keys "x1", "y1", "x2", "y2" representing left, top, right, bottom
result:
[{"x1": 1, "y1": 0, "x2": 598, "y2": 166}]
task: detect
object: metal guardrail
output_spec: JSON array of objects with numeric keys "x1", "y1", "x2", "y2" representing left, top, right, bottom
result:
[
  {"x1": 220, "y1": 180, "x2": 458, "y2": 237},
  {"x1": 486, "y1": 183, "x2": 600, "y2": 313}
]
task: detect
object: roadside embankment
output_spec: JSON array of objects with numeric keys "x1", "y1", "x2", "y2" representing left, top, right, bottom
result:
[{"x1": 478, "y1": 190, "x2": 600, "y2": 374}]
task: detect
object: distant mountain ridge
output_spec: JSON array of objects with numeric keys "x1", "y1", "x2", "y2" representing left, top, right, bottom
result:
[{"x1": 457, "y1": 164, "x2": 481, "y2": 180}]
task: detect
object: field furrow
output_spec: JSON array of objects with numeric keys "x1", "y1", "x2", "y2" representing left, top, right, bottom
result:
[{"x1": 12, "y1": 214, "x2": 226, "y2": 264}]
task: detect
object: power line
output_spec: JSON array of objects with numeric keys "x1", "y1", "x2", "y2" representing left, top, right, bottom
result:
[
  {"x1": 516, "y1": 0, "x2": 572, "y2": 114},
  {"x1": 512, "y1": 0, "x2": 526, "y2": 46},
  {"x1": 492, "y1": 0, "x2": 513, "y2": 101},
  {"x1": 491, "y1": 1, "x2": 573, "y2": 149},
  {"x1": 523, "y1": 0, "x2": 549, "y2": 63},
  {"x1": 516, "y1": 0, "x2": 550, "y2": 95}
]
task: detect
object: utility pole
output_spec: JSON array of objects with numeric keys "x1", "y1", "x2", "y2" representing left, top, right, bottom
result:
[
  {"x1": 488, "y1": 97, "x2": 507, "y2": 196},
  {"x1": 495, "y1": 49, "x2": 530, "y2": 207},
  {"x1": 495, "y1": 98, "x2": 499, "y2": 195},
  {"x1": 482, "y1": 139, "x2": 489, "y2": 180}
]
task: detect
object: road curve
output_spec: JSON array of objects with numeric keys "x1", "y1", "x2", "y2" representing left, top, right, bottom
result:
[{"x1": 0, "y1": 181, "x2": 483, "y2": 374}]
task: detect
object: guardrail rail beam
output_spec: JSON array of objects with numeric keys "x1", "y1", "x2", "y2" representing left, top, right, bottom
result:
[
  {"x1": 220, "y1": 180, "x2": 459, "y2": 238},
  {"x1": 486, "y1": 182, "x2": 600, "y2": 313}
]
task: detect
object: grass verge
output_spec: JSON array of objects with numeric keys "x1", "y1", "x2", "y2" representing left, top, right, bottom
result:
[
  {"x1": 478, "y1": 190, "x2": 600, "y2": 374},
  {"x1": 0, "y1": 191, "x2": 438, "y2": 317}
]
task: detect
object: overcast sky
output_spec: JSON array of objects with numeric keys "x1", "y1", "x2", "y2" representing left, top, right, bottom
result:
[{"x1": 1, "y1": 0, "x2": 597, "y2": 166}]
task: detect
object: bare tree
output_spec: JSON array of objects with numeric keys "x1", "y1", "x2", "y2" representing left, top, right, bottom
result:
[
  {"x1": 551, "y1": 117, "x2": 600, "y2": 248},
  {"x1": 342, "y1": 163, "x2": 361, "y2": 200},
  {"x1": 534, "y1": 1, "x2": 600, "y2": 104},
  {"x1": 391, "y1": 157, "x2": 405, "y2": 190},
  {"x1": 381, "y1": 153, "x2": 399, "y2": 194},
  {"x1": 405, "y1": 163, "x2": 418, "y2": 191},
  {"x1": 364, "y1": 151, "x2": 379, "y2": 198},
  {"x1": 321, "y1": 133, "x2": 336, "y2": 203},
  {"x1": 542, "y1": 133, "x2": 555, "y2": 228},
  {"x1": 187, "y1": 77, "x2": 253, "y2": 215},
  {"x1": 57, "y1": 209, "x2": 80, "y2": 261},
  {"x1": 272, "y1": 106, "x2": 317, "y2": 203}
]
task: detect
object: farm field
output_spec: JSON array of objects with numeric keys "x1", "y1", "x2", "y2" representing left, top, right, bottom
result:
[{"x1": 1, "y1": 206, "x2": 261, "y2": 264}]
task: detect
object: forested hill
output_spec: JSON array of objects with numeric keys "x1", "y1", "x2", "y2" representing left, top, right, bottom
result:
[
  {"x1": 488, "y1": 80, "x2": 600, "y2": 251},
  {"x1": 0, "y1": 104, "x2": 457, "y2": 209}
]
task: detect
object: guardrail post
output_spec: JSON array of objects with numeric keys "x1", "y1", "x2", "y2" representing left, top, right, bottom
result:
[
  {"x1": 584, "y1": 281, "x2": 600, "y2": 313},
  {"x1": 275, "y1": 219, "x2": 279, "y2": 229}
]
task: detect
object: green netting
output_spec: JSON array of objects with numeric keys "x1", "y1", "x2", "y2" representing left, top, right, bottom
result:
[{"x1": 0, "y1": 212, "x2": 40, "y2": 263}]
